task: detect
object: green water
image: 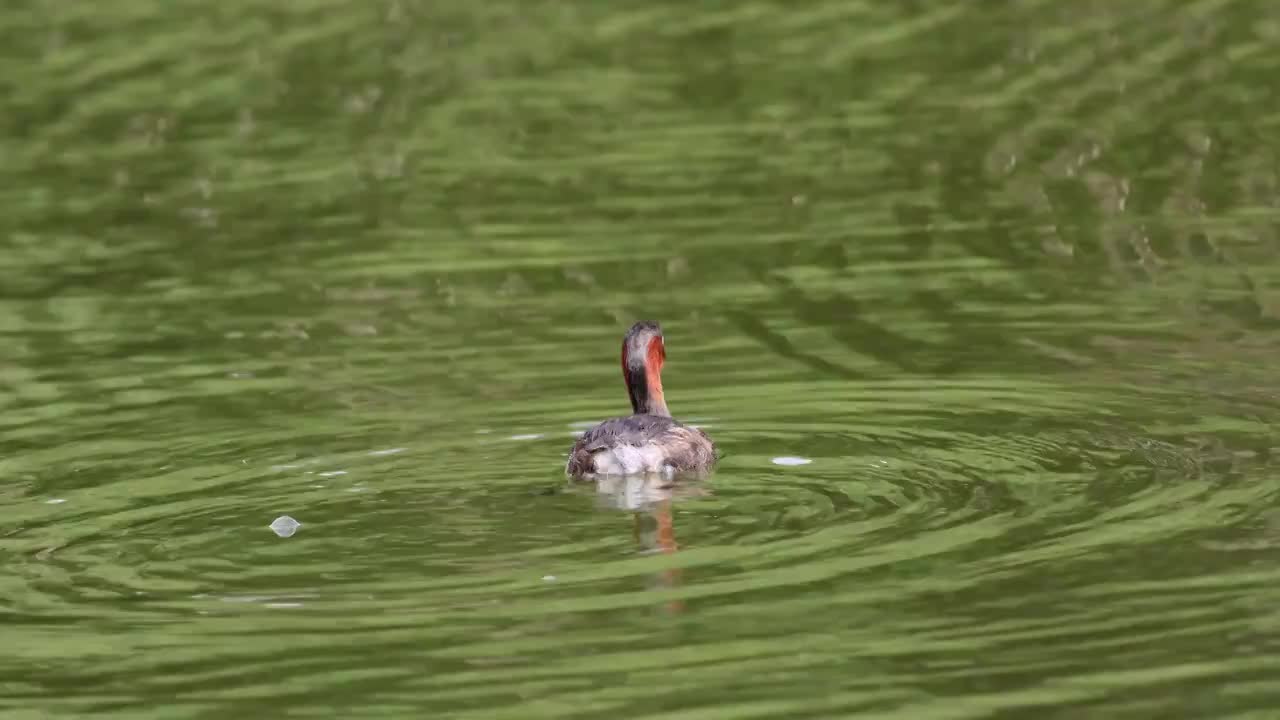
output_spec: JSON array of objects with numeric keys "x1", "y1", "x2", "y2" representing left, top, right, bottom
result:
[{"x1": 4, "y1": 1, "x2": 1280, "y2": 717}]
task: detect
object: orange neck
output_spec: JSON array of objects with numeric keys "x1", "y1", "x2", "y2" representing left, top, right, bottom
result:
[{"x1": 624, "y1": 339, "x2": 670, "y2": 416}]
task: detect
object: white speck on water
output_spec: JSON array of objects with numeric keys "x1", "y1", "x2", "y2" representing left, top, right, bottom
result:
[
  {"x1": 271, "y1": 464, "x2": 301, "y2": 471},
  {"x1": 368, "y1": 448, "x2": 406, "y2": 456},
  {"x1": 542, "y1": 575, "x2": 557, "y2": 582},
  {"x1": 509, "y1": 434, "x2": 544, "y2": 441},
  {"x1": 266, "y1": 602, "x2": 303, "y2": 609},
  {"x1": 45, "y1": 498, "x2": 66, "y2": 505},
  {"x1": 347, "y1": 486, "x2": 368, "y2": 493},
  {"x1": 570, "y1": 430, "x2": 585, "y2": 437},
  {"x1": 310, "y1": 484, "x2": 325, "y2": 489},
  {"x1": 772, "y1": 456, "x2": 813, "y2": 466},
  {"x1": 318, "y1": 470, "x2": 347, "y2": 477},
  {"x1": 269, "y1": 515, "x2": 301, "y2": 537}
]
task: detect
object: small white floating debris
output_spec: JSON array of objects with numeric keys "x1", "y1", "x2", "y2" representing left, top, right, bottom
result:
[
  {"x1": 542, "y1": 575, "x2": 557, "y2": 582},
  {"x1": 265, "y1": 602, "x2": 303, "y2": 609},
  {"x1": 269, "y1": 515, "x2": 301, "y2": 537},
  {"x1": 509, "y1": 434, "x2": 544, "y2": 441},
  {"x1": 368, "y1": 447, "x2": 406, "y2": 457},
  {"x1": 772, "y1": 456, "x2": 813, "y2": 466},
  {"x1": 271, "y1": 464, "x2": 301, "y2": 471},
  {"x1": 318, "y1": 470, "x2": 347, "y2": 477},
  {"x1": 45, "y1": 498, "x2": 67, "y2": 505}
]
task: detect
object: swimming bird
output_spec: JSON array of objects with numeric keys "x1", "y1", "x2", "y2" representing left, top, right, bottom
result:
[{"x1": 566, "y1": 321, "x2": 716, "y2": 479}]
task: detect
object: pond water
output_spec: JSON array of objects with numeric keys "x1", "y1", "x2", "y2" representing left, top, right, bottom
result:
[{"x1": 4, "y1": 1, "x2": 1280, "y2": 717}]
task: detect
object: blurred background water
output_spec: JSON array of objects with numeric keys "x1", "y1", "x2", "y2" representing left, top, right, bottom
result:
[{"x1": 4, "y1": 1, "x2": 1280, "y2": 717}]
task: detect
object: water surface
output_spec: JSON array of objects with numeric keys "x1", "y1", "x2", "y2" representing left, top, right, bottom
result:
[{"x1": 4, "y1": 1, "x2": 1280, "y2": 717}]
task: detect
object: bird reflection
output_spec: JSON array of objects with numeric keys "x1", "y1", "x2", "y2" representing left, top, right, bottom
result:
[{"x1": 592, "y1": 474, "x2": 709, "y2": 614}]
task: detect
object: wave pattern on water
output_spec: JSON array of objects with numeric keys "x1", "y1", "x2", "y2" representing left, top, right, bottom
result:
[{"x1": 3, "y1": 0, "x2": 1280, "y2": 718}]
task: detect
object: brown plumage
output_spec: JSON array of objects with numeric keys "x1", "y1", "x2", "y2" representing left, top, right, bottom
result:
[{"x1": 566, "y1": 321, "x2": 716, "y2": 479}]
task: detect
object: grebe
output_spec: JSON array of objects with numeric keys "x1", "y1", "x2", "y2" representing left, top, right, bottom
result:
[{"x1": 566, "y1": 321, "x2": 716, "y2": 479}]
